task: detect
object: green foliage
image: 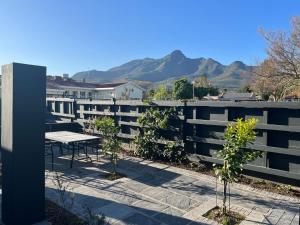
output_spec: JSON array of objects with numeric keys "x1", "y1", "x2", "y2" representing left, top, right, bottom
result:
[
  {"x1": 153, "y1": 84, "x2": 171, "y2": 100},
  {"x1": 195, "y1": 86, "x2": 219, "y2": 99},
  {"x1": 145, "y1": 89, "x2": 155, "y2": 100},
  {"x1": 95, "y1": 117, "x2": 119, "y2": 137},
  {"x1": 134, "y1": 108, "x2": 187, "y2": 163},
  {"x1": 164, "y1": 141, "x2": 187, "y2": 164},
  {"x1": 215, "y1": 118, "x2": 261, "y2": 183},
  {"x1": 214, "y1": 118, "x2": 262, "y2": 214},
  {"x1": 172, "y1": 77, "x2": 218, "y2": 100},
  {"x1": 173, "y1": 78, "x2": 193, "y2": 100},
  {"x1": 95, "y1": 117, "x2": 121, "y2": 175}
]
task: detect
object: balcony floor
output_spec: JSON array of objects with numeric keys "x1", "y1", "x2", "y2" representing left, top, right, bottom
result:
[{"x1": 45, "y1": 149, "x2": 299, "y2": 225}]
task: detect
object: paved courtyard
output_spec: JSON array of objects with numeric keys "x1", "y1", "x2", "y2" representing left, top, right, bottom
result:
[{"x1": 45, "y1": 152, "x2": 300, "y2": 225}]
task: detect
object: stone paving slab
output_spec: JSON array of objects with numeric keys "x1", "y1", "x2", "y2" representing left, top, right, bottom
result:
[{"x1": 45, "y1": 154, "x2": 300, "y2": 225}]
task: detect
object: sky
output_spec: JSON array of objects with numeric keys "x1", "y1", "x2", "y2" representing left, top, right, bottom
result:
[{"x1": 0, "y1": 0, "x2": 299, "y2": 75}]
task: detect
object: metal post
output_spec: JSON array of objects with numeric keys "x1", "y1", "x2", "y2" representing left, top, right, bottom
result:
[{"x1": 192, "y1": 81, "x2": 195, "y2": 100}]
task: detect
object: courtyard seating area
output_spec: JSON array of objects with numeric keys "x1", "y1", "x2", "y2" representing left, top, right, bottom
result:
[{"x1": 45, "y1": 150, "x2": 300, "y2": 225}]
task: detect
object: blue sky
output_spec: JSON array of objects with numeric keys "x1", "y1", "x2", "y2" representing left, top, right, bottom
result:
[{"x1": 0, "y1": 0, "x2": 299, "y2": 75}]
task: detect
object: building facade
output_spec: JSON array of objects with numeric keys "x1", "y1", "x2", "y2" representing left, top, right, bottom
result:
[{"x1": 46, "y1": 77, "x2": 145, "y2": 100}]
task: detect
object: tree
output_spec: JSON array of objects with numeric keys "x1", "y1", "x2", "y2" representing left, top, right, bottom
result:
[
  {"x1": 172, "y1": 78, "x2": 193, "y2": 100},
  {"x1": 153, "y1": 84, "x2": 171, "y2": 100},
  {"x1": 253, "y1": 59, "x2": 296, "y2": 100},
  {"x1": 145, "y1": 89, "x2": 155, "y2": 100},
  {"x1": 95, "y1": 117, "x2": 121, "y2": 178},
  {"x1": 255, "y1": 16, "x2": 300, "y2": 100},
  {"x1": 194, "y1": 74, "x2": 210, "y2": 87},
  {"x1": 214, "y1": 118, "x2": 262, "y2": 215},
  {"x1": 239, "y1": 83, "x2": 252, "y2": 93}
]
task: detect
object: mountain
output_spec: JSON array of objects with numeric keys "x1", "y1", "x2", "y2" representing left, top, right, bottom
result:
[{"x1": 72, "y1": 50, "x2": 254, "y2": 88}]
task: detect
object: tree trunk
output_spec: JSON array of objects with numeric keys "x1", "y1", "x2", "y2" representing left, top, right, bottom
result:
[
  {"x1": 112, "y1": 156, "x2": 116, "y2": 175},
  {"x1": 223, "y1": 180, "x2": 227, "y2": 215}
]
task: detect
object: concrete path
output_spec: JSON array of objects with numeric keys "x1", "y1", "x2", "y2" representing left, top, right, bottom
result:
[{"x1": 45, "y1": 153, "x2": 300, "y2": 225}]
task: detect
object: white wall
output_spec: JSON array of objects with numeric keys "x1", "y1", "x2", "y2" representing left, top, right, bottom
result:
[
  {"x1": 115, "y1": 83, "x2": 144, "y2": 99},
  {"x1": 46, "y1": 82, "x2": 144, "y2": 99}
]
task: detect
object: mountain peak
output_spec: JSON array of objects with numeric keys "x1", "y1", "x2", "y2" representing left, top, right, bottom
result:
[
  {"x1": 228, "y1": 61, "x2": 246, "y2": 69},
  {"x1": 170, "y1": 49, "x2": 185, "y2": 57},
  {"x1": 164, "y1": 50, "x2": 186, "y2": 61}
]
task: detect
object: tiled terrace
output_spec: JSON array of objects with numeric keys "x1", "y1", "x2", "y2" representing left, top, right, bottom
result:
[{"x1": 45, "y1": 152, "x2": 300, "y2": 225}]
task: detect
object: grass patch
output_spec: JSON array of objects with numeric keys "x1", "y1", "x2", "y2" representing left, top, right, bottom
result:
[{"x1": 204, "y1": 206, "x2": 245, "y2": 225}]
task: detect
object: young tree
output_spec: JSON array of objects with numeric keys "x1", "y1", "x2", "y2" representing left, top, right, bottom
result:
[
  {"x1": 153, "y1": 84, "x2": 171, "y2": 100},
  {"x1": 214, "y1": 118, "x2": 262, "y2": 215},
  {"x1": 172, "y1": 78, "x2": 193, "y2": 100},
  {"x1": 95, "y1": 117, "x2": 121, "y2": 177}
]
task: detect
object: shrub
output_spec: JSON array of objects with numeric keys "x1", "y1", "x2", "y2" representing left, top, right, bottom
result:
[
  {"x1": 164, "y1": 141, "x2": 187, "y2": 164},
  {"x1": 134, "y1": 107, "x2": 187, "y2": 163}
]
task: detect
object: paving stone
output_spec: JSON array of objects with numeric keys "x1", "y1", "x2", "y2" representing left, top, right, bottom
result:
[
  {"x1": 160, "y1": 192, "x2": 199, "y2": 211},
  {"x1": 241, "y1": 210, "x2": 265, "y2": 225},
  {"x1": 121, "y1": 179, "x2": 151, "y2": 193},
  {"x1": 104, "y1": 189, "x2": 142, "y2": 206},
  {"x1": 291, "y1": 215, "x2": 299, "y2": 225},
  {"x1": 141, "y1": 187, "x2": 171, "y2": 200},
  {"x1": 134, "y1": 174, "x2": 168, "y2": 187},
  {"x1": 184, "y1": 200, "x2": 217, "y2": 220},
  {"x1": 74, "y1": 193, "x2": 111, "y2": 211},
  {"x1": 45, "y1": 155, "x2": 299, "y2": 225},
  {"x1": 277, "y1": 211, "x2": 298, "y2": 225},
  {"x1": 97, "y1": 202, "x2": 136, "y2": 223},
  {"x1": 132, "y1": 198, "x2": 168, "y2": 216},
  {"x1": 115, "y1": 213, "x2": 162, "y2": 225},
  {"x1": 154, "y1": 207, "x2": 192, "y2": 225}
]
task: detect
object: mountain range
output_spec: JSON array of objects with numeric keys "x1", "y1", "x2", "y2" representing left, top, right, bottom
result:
[{"x1": 72, "y1": 50, "x2": 255, "y2": 89}]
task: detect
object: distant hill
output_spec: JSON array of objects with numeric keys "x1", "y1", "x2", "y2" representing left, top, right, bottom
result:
[{"x1": 72, "y1": 50, "x2": 255, "y2": 89}]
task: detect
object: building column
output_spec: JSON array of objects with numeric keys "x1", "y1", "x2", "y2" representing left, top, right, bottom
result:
[{"x1": 1, "y1": 63, "x2": 46, "y2": 225}]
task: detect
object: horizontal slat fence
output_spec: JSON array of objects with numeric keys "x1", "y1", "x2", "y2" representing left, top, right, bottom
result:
[{"x1": 46, "y1": 97, "x2": 300, "y2": 184}]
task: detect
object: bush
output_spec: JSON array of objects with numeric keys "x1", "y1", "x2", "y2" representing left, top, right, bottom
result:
[
  {"x1": 164, "y1": 141, "x2": 187, "y2": 164},
  {"x1": 134, "y1": 107, "x2": 188, "y2": 164}
]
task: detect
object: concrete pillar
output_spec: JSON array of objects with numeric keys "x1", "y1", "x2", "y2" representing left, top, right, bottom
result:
[{"x1": 1, "y1": 63, "x2": 46, "y2": 225}]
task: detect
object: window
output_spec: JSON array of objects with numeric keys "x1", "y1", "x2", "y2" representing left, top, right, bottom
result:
[
  {"x1": 80, "y1": 91, "x2": 86, "y2": 99},
  {"x1": 72, "y1": 91, "x2": 78, "y2": 98}
]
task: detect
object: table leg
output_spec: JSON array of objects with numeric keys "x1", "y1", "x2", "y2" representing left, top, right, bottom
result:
[
  {"x1": 60, "y1": 143, "x2": 63, "y2": 155},
  {"x1": 51, "y1": 144, "x2": 54, "y2": 171},
  {"x1": 70, "y1": 144, "x2": 75, "y2": 168}
]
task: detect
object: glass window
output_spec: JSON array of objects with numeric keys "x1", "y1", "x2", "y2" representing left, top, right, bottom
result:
[
  {"x1": 72, "y1": 91, "x2": 78, "y2": 98},
  {"x1": 80, "y1": 91, "x2": 86, "y2": 98}
]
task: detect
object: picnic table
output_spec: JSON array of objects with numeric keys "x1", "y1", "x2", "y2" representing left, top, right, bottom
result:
[{"x1": 45, "y1": 131, "x2": 100, "y2": 168}]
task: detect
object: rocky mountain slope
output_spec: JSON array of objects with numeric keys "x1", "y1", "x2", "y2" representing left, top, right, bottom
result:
[{"x1": 72, "y1": 50, "x2": 254, "y2": 88}]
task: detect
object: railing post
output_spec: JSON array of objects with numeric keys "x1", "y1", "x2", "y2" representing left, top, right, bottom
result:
[
  {"x1": 1, "y1": 63, "x2": 46, "y2": 225},
  {"x1": 72, "y1": 98, "x2": 78, "y2": 122},
  {"x1": 112, "y1": 97, "x2": 118, "y2": 125},
  {"x1": 182, "y1": 100, "x2": 188, "y2": 154}
]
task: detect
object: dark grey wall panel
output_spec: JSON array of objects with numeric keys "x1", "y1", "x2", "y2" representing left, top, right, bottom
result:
[
  {"x1": 46, "y1": 98, "x2": 300, "y2": 183},
  {"x1": 2, "y1": 63, "x2": 46, "y2": 225}
]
